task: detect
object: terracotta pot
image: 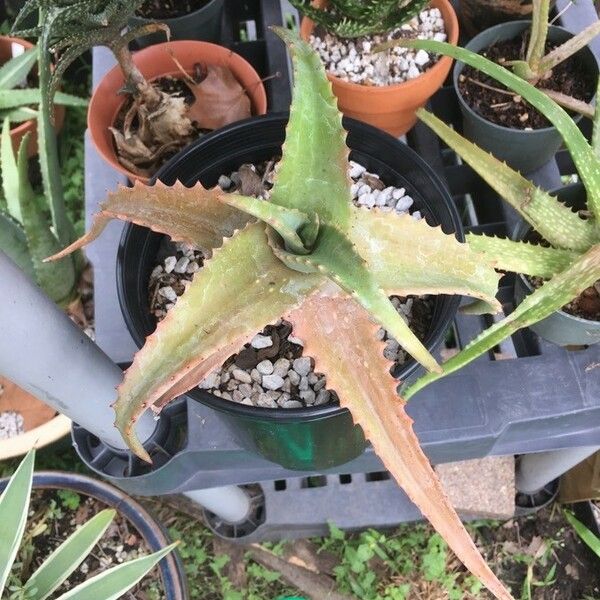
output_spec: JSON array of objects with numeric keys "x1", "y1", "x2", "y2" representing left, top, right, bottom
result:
[
  {"x1": 299, "y1": 0, "x2": 459, "y2": 137},
  {"x1": 0, "y1": 35, "x2": 65, "y2": 157},
  {"x1": 0, "y1": 376, "x2": 71, "y2": 460},
  {"x1": 88, "y1": 40, "x2": 268, "y2": 183}
]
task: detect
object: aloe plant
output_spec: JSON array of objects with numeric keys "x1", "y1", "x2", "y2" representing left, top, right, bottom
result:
[
  {"x1": 374, "y1": 38, "x2": 600, "y2": 399},
  {"x1": 1, "y1": 449, "x2": 177, "y2": 600},
  {"x1": 47, "y1": 29, "x2": 514, "y2": 598},
  {"x1": 0, "y1": 44, "x2": 86, "y2": 126},
  {"x1": 289, "y1": 0, "x2": 430, "y2": 37},
  {"x1": 0, "y1": 120, "x2": 76, "y2": 305}
]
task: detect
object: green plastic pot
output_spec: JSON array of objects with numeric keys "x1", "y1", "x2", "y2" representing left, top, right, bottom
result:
[
  {"x1": 130, "y1": 0, "x2": 224, "y2": 48},
  {"x1": 453, "y1": 21, "x2": 598, "y2": 173},
  {"x1": 514, "y1": 182, "x2": 600, "y2": 346}
]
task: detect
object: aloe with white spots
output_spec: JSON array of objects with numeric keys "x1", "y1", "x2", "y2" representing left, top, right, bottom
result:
[{"x1": 49, "y1": 30, "x2": 514, "y2": 598}]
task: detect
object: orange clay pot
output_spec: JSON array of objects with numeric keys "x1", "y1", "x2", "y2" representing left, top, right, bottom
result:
[
  {"x1": 88, "y1": 40, "x2": 268, "y2": 184},
  {"x1": 0, "y1": 36, "x2": 65, "y2": 157},
  {"x1": 300, "y1": 0, "x2": 459, "y2": 136}
]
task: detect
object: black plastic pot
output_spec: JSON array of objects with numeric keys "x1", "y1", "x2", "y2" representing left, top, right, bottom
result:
[
  {"x1": 117, "y1": 114, "x2": 463, "y2": 471},
  {"x1": 0, "y1": 471, "x2": 188, "y2": 600},
  {"x1": 513, "y1": 183, "x2": 600, "y2": 346},
  {"x1": 453, "y1": 21, "x2": 598, "y2": 173},
  {"x1": 130, "y1": 0, "x2": 225, "y2": 49}
]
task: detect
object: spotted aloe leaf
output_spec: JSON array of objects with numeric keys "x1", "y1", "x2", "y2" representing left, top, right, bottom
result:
[
  {"x1": 417, "y1": 110, "x2": 596, "y2": 253},
  {"x1": 288, "y1": 294, "x2": 513, "y2": 600},
  {"x1": 349, "y1": 208, "x2": 502, "y2": 311},
  {"x1": 377, "y1": 38, "x2": 600, "y2": 223},
  {"x1": 466, "y1": 234, "x2": 577, "y2": 279},
  {"x1": 405, "y1": 244, "x2": 600, "y2": 399}
]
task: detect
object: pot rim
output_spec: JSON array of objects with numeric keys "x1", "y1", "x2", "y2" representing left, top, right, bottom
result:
[
  {"x1": 131, "y1": 0, "x2": 223, "y2": 25},
  {"x1": 299, "y1": 0, "x2": 459, "y2": 94},
  {"x1": 514, "y1": 181, "x2": 600, "y2": 327},
  {"x1": 0, "y1": 470, "x2": 187, "y2": 600},
  {"x1": 87, "y1": 39, "x2": 268, "y2": 183},
  {"x1": 453, "y1": 20, "x2": 595, "y2": 135},
  {"x1": 116, "y1": 112, "x2": 462, "y2": 422}
]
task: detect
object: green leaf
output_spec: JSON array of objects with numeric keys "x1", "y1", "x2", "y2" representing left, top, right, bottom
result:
[
  {"x1": 377, "y1": 39, "x2": 600, "y2": 224},
  {"x1": 0, "y1": 89, "x2": 88, "y2": 110},
  {"x1": 417, "y1": 109, "x2": 597, "y2": 253},
  {"x1": 0, "y1": 46, "x2": 37, "y2": 91},
  {"x1": 564, "y1": 510, "x2": 600, "y2": 559},
  {"x1": 524, "y1": 0, "x2": 549, "y2": 73},
  {"x1": 55, "y1": 542, "x2": 178, "y2": 600},
  {"x1": 349, "y1": 207, "x2": 501, "y2": 312},
  {"x1": 287, "y1": 295, "x2": 512, "y2": 600},
  {"x1": 404, "y1": 244, "x2": 600, "y2": 399},
  {"x1": 270, "y1": 28, "x2": 351, "y2": 232},
  {"x1": 0, "y1": 106, "x2": 38, "y2": 122},
  {"x1": 269, "y1": 224, "x2": 441, "y2": 373},
  {"x1": 593, "y1": 78, "x2": 600, "y2": 159},
  {"x1": 466, "y1": 234, "x2": 577, "y2": 278},
  {"x1": 26, "y1": 509, "x2": 116, "y2": 600},
  {"x1": 1, "y1": 117, "x2": 22, "y2": 222},
  {"x1": 0, "y1": 211, "x2": 35, "y2": 279},
  {"x1": 15, "y1": 134, "x2": 76, "y2": 304},
  {"x1": 114, "y1": 223, "x2": 321, "y2": 461},
  {"x1": 0, "y1": 449, "x2": 35, "y2": 596}
]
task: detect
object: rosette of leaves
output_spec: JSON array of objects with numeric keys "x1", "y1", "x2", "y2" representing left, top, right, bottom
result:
[
  {"x1": 1, "y1": 449, "x2": 176, "y2": 600},
  {"x1": 0, "y1": 120, "x2": 76, "y2": 305},
  {"x1": 48, "y1": 30, "x2": 513, "y2": 598},
  {"x1": 289, "y1": 0, "x2": 430, "y2": 37},
  {"x1": 374, "y1": 37, "x2": 600, "y2": 399}
]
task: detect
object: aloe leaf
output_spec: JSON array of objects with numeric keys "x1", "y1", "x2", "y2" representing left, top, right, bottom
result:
[
  {"x1": 417, "y1": 109, "x2": 597, "y2": 253},
  {"x1": 287, "y1": 295, "x2": 513, "y2": 600},
  {"x1": 0, "y1": 46, "x2": 37, "y2": 90},
  {"x1": 0, "y1": 89, "x2": 87, "y2": 110},
  {"x1": 349, "y1": 207, "x2": 501, "y2": 312},
  {"x1": 0, "y1": 212, "x2": 35, "y2": 278},
  {"x1": 525, "y1": 0, "x2": 549, "y2": 73},
  {"x1": 1, "y1": 117, "x2": 22, "y2": 222},
  {"x1": 0, "y1": 449, "x2": 35, "y2": 596},
  {"x1": 55, "y1": 543, "x2": 178, "y2": 600},
  {"x1": 16, "y1": 134, "x2": 76, "y2": 304},
  {"x1": 115, "y1": 223, "x2": 321, "y2": 461},
  {"x1": 377, "y1": 39, "x2": 600, "y2": 222},
  {"x1": 46, "y1": 181, "x2": 253, "y2": 262},
  {"x1": 542, "y1": 89, "x2": 594, "y2": 119},
  {"x1": 269, "y1": 224, "x2": 441, "y2": 373},
  {"x1": 405, "y1": 243, "x2": 600, "y2": 399},
  {"x1": 1, "y1": 106, "x2": 38, "y2": 122},
  {"x1": 539, "y1": 20, "x2": 600, "y2": 74},
  {"x1": 466, "y1": 233, "x2": 577, "y2": 278},
  {"x1": 270, "y1": 27, "x2": 351, "y2": 232},
  {"x1": 26, "y1": 509, "x2": 116, "y2": 600},
  {"x1": 593, "y1": 78, "x2": 600, "y2": 159},
  {"x1": 564, "y1": 510, "x2": 600, "y2": 559}
]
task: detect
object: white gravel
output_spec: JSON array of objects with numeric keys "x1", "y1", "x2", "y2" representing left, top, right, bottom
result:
[
  {"x1": 309, "y1": 8, "x2": 447, "y2": 86},
  {"x1": 0, "y1": 411, "x2": 24, "y2": 439}
]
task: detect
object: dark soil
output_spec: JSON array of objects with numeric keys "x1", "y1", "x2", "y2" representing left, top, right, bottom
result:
[
  {"x1": 458, "y1": 32, "x2": 596, "y2": 129},
  {"x1": 12, "y1": 489, "x2": 164, "y2": 599},
  {"x1": 136, "y1": 0, "x2": 210, "y2": 19},
  {"x1": 474, "y1": 506, "x2": 600, "y2": 599}
]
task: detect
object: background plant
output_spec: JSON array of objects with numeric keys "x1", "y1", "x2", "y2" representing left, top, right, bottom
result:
[
  {"x1": 375, "y1": 37, "x2": 600, "y2": 398},
  {"x1": 288, "y1": 0, "x2": 430, "y2": 37},
  {"x1": 48, "y1": 28, "x2": 513, "y2": 598},
  {"x1": 0, "y1": 449, "x2": 176, "y2": 600}
]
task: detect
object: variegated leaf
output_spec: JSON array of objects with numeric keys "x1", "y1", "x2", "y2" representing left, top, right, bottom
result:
[
  {"x1": 115, "y1": 223, "x2": 322, "y2": 461},
  {"x1": 467, "y1": 233, "x2": 576, "y2": 278},
  {"x1": 288, "y1": 294, "x2": 513, "y2": 600},
  {"x1": 349, "y1": 207, "x2": 502, "y2": 312},
  {"x1": 405, "y1": 244, "x2": 600, "y2": 399}
]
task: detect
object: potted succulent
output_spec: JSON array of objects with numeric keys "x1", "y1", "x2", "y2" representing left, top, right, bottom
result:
[
  {"x1": 375, "y1": 38, "x2": 600, "y2": 397},
  {"x1": 442, "y1": 0, "x2": 599, "y2": 172},
  {"x1": 14, "y1": 1, "x2": 267, "y2": 183},
  {"x1": 130, "y1": 0, "x2": 226, "y2": 48},
  {"x1": 49, "y1": 29, "x2": 514, "y2": 599},
  {"x1": 293, "y1": 0, "x2": 459, "y2": 136},
  {"x1": 0, "y1": 450, "x2": 186, "y2": 599}
]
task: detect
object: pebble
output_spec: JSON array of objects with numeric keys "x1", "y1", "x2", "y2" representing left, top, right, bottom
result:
[
  {"x1": 309, "y1": 8, "x2": 446, "y2": 86},
  {"x1": 282, "y1": 400, "x2": 303, "y2": 409},
  {"x1": 174, "y1": 256, "x2": 190, "y2": 274},
  {"x1": 164, "y1": 256, "x2": 177, "y2": 273},
  {"x1": 256, "y1": 360, "x2": 274, "y2": 375},
  {"x1": 251, "y1": 334, "x2": 273, "y2": 349},
  {"x1": 232, "y1": 368, "x2": 252, "y2": 384},
  {"x1": 293, "y1": 357, "x2": 312, "y2": 376},
  {"x1": 262, "y1": 374, "x2": 285, "y2": 391},
  {"x1": 0, "y1": 411, "x2": 24, "y2": 440},
  {"x1": 315, "y1": 390, "x2": 331, "y2": 406}
]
